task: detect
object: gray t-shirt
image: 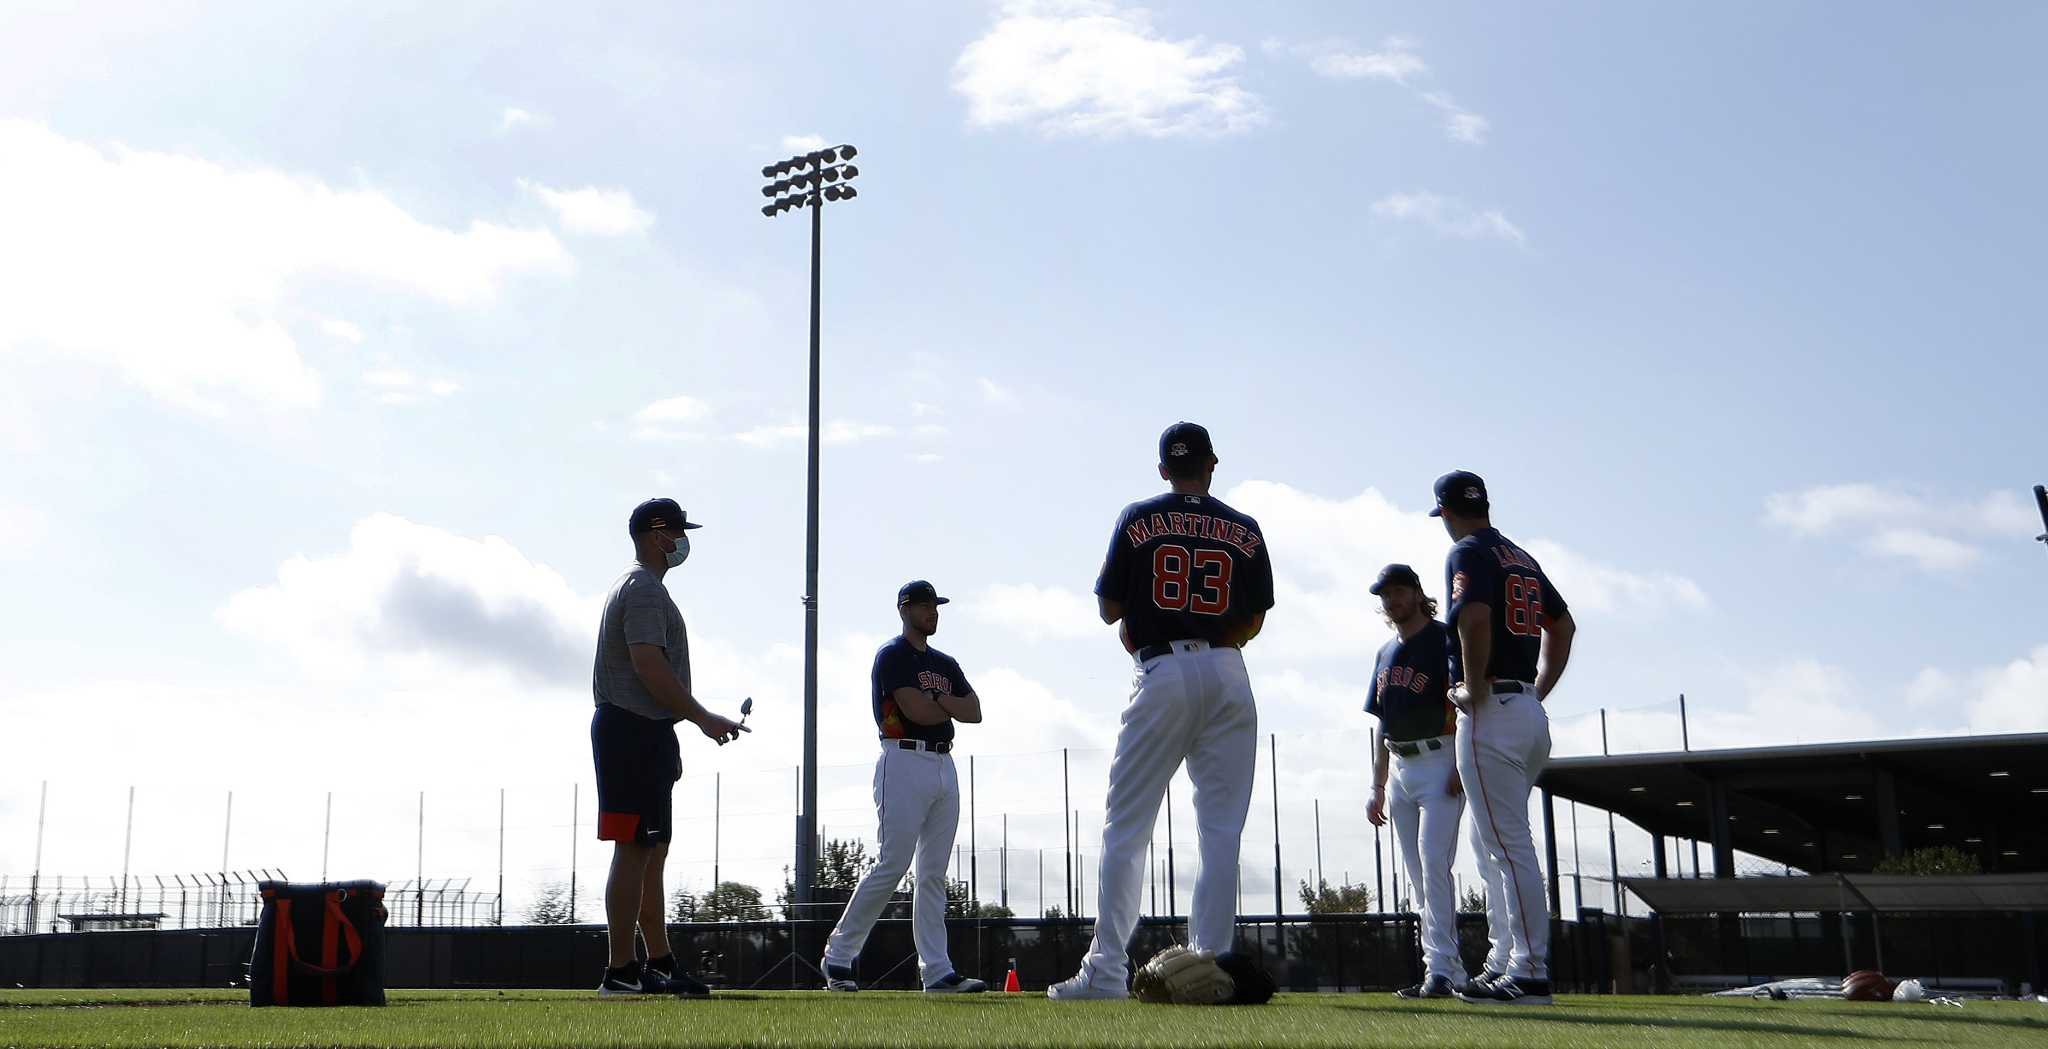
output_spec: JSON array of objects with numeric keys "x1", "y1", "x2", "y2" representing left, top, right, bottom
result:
[{"x1": 592, "y1": 566, "x2": 689, "y2": 721}]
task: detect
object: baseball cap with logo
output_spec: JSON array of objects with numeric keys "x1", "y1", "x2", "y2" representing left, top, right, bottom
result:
[
  {"x1": 1428, "y1": 471, "x2": 1488, "y2": 518},
  {"x1": 1158, "y1": 421, "x2": 1215, "y2": 467},
  {"x1": 1368, "y1": 563, "x2": 1423, "y2": 596},
  {"x1": 897, "y1": 580, "x2": 951, "y2": 607},
  {"x1": 629, "y1": 497, "x2": 703, "y2": 536}
]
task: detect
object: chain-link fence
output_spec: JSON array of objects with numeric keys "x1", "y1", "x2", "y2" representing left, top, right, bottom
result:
[
  {"x1": 3, "y1": 720, "x2": 1793, "y2": 936},
  {"x1": 0, "y1": 872, "x2": 499, "y2": 936}
]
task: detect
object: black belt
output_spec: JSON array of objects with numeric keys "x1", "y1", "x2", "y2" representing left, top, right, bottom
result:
[
  {"x1": 1491, "y1": 680, "x2": 1531, "y2": 695},
  {"x1": 1386, "y1": 737, "x2": 1449, "y2": 758},
  {"x1": 891, "y1": 738, "x2": 952, "y2": 754},
  {"x1": 1135, "y1": 640, "x2": 1238, "y2": 662}
]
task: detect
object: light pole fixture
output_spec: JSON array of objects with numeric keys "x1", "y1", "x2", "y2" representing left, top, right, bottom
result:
[
  {"x1": 758, "y1": 143, "x2": 860, "y2": 918},
  {"x1": 2034, "y1": 484, "x2": 2047, "y2": 557}
]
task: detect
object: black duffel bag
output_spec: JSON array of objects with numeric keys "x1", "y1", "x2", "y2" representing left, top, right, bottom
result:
[{"x1": 249, "y1": 880, "x2": 387, "y2": 1006}]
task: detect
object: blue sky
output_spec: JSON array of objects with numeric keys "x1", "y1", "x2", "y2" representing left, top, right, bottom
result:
[{"x1": 2, "y1": 1, "x2": 2044, "y2": 916}]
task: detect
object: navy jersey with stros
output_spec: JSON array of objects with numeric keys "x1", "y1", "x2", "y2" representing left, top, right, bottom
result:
[
  {"x1": 1095, "y1": 492, "x2": 1274, "y2": 651},
  {"x1": 1365, "y1": 621, "x2": 1456, "y2": 742},
  {"x1": 872, "y1": 637, "x2": 972, "y2": 744},
  {"x1": 1444, "y1": 528, "x2": 1569, "y2": 685}
]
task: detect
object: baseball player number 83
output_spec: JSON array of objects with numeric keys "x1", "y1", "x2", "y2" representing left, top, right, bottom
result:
[{"x1": 1152, "y1": 544, "x2": 1233, "y2": 614}]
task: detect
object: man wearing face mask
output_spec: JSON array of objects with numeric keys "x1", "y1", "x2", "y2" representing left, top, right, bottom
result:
[{"x1": 591, "y1": 498, "x2": 749, "y2": 998}]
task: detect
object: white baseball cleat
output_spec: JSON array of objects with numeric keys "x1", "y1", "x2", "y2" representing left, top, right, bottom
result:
[{"x1": 1047, "y1": 966, "x2": 1129, "y2": 1000}]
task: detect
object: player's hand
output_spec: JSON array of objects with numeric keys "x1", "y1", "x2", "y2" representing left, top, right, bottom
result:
[
  {"x1": 699, "y1": 712, "x2": 750, "y2": 746},
  {"x1": 1366, "y1": 786, "x2": 1387, "y2": 827},
  {"x1": 1447, "y1": 769, "x2": 1465, "y2": 799},
  {"x1": 1448, "y1": 682, "x2": 1474, "y2": 711}
]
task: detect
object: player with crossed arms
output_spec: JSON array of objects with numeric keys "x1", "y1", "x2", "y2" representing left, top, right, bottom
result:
[
  {"x1": 1431, "y1": 471, "x2": 1576, "y2": 1005},
  {"x1": 1050, "y1": 422, "x2": 1275, "y2": 1002}
]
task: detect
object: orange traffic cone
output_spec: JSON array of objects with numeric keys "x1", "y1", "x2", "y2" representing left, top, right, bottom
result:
[{"x1": 1004, "y1": 961, "x2": 1021, "y2": 993}]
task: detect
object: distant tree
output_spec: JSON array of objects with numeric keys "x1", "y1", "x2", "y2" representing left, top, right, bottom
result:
[
  {"x1": 526, "y1": 881, "x2": 575, "y2": 925},
  {"x1": 1044, "y1": 904, "x2": 1068, "y2": 920},
  {"x1": 701, "y1": 881, "x2": 767, "y2": 921},
  {"x1": 671, "y1": 888, "x2": 700, "y2": 922},
  {"x1": 943, "y1": 876, "x2": 1014, "y2": 918},
  {"x1": 1459, "y1": 885, "x2": 1488, "y2": 913},
  {"x1": 778, "y1": 838, "x2": 880, "y2": 918},
  {"x1": 1873, "y1": 846, "x2": 1982, "y2": 876},
  {"x1": 1298, "y1": 877, "x2": 1374, "y2": 914}
]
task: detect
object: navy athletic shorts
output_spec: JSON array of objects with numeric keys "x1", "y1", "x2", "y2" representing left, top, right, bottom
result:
[{"x1": 591, "y1": 702, "x2": 682, "y2": 845}]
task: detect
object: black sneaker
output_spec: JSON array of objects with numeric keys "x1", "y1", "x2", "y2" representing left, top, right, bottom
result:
[
  {"x1": 824, "y1": 961, "x2": 859, "y2": 992},
  {"x1": 1456, "y1": 975, "x2": 1552, "y2": 1005},
  {"x1": 664, "y1": 969, "x2": 712, "y2": 999},
  {"x1": 1456, "y1": 971, "x2": 1500, "y2": 997},
  {"x1": 925, "y1": 972, "x2": 989, "y2": 994},
  {"x1": 1395, "y1": 974, "x2": 1456, "y2": 999},
  {"x1": 598, "y1": 962, "x2": 648, "y2": 997}
]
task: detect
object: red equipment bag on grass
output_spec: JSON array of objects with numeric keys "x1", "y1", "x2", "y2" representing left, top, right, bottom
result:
[{"x1": 249, "y1": 880, "x2": 388, "y2": 1007}]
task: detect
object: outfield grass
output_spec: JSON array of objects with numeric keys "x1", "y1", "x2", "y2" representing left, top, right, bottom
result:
[{"x1": 2, "y1": 988, "x2": 2042, "y2": 1049}]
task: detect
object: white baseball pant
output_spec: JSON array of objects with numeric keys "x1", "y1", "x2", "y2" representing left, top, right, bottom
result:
[
  {"x1": 1456, "y1": 685, "x2": 1553, "y2": 981},
  {"x1": 1471, "y1": 814, "x2": 1513, "y2": 977},
  {"x1": 1079, "y1": 640, "x2": 1258, "y2": 987},
  {"x1": 1388, "y1": 735, "x2": 1466, "y2": 984},
  {"x1": 823, "y1": 743, "x2": 960, "y2": 985}
]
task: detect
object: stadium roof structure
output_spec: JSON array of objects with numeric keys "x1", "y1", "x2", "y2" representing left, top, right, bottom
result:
[
  {"x1": 1622, "y1": 872, "x2": 2048, "y2": 914},
  {"x1": 1535, "y1": 732, "x2": 2048, "y2": 881}
]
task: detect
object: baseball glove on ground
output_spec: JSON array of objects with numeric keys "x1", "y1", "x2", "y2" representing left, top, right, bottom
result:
[
  {"x1": 1213, "y1": 952, "x2": 1276, "y2": 1005},
  {"x1": 1132, "y1": 946, "x2": 1235, "y2": 1005}
]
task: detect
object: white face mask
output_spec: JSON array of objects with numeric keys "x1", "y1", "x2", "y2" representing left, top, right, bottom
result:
[{"x1": 664, "y1": 533, "x2": 691, "y2": 569}]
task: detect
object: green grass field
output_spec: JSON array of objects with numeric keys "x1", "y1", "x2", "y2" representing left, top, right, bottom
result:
[{"x1": 3, "y1": 989, "x2": 2042, "y2": 1049}]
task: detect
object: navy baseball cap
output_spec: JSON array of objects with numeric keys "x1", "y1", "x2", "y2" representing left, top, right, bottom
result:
[
  {"x1": 1159, "y1": 421, "x2": 1214, "y2": 467},
  {"x1": 1369, "y1": 563, "x2": 1422, "y2": 596},
  {"x1": 629, "y1": 498, "x2": 702, "y2": 536},
  {"x1": 897, "y1": 580, "x2": 950, "y2": 607},
  {"x1": 1428, "y1": 471, "x2": 1488, "y2": 518}
]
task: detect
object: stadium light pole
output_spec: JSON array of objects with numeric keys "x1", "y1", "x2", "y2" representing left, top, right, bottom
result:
[
  {"x1": 759, "y1": 144, "x2": 860, "y2": 913},
  {"x1": 2033, "y1": 484, "x2": 2047, "y2": 559}
]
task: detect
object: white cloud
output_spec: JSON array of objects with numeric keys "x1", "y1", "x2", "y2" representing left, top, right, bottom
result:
[
  {"x1": 631, "y1": 395, "x2": 714, "y2": 440},
  {"x1": 731, "y1": 419, "x2": 896, "y2": 448},
  {"x1": 1764, "y1": 483, "x2": 1921, "y2": 534},
  {"x1": 1420, "y1": 91, "x2": 1489, "y2": 144},
  {"x1": 953, "y1": 0, "x2": 1265, "y2": 138},
  {"x1": 1764, "y1": 482, "x2": 2036, "y2": 572},
  {"x1": 1370, "y1": 191, "x2": 1525, "y2": 245},
  {"x1": 1304, "y1": 37, "x2": 1427, "y2": 84},
  {"x1": 780, "y1": 134, "x2": 827, "y2": 152},
  {"x1": 1863, "y1": 528, "x2": 1981, "y2": 572},
  {"x1": 966, "y1": 583, "x2": 1105, "y2": 642},
  {"x1": 0, "y1": 387, "x2": 41, "y2": 453},
  {"x1": 0, "y1": 503, "x2": 49, "y2": 556},
  {"x1": 911, "y1": 453, "x2": 944, "y2": 464},
  {"x1": 319, "y1": 318, "x2": 364, "y2": 344},
  {"x1": 218, "y1": 513, "x2": 597, "y2": 685},
  {"x1": 1222, "y1": 480, "x2": 1705, "y2": 661},
  {"x1": 1520, "y1": 540, "x2": 1710, "y2": 615},
  {"x1": 0, "y1": 120, "x2": 572, "y2": 416},
  {"x1": 499, "y1": 107, "x2": 551, "y2": 134},
  {"x1": 517, "y1": 179, "x2": 655, "y2": 237},
  {"x1": 978, "y1": 377, "x2": 1016, "y2": 405},
  {"x1": 361, "y1": 367, "x2": 460, "y2": 405},
  {"x1": 1283, "y1": 37, "x2": 1489, "y2": 146},
  {"x1": 911, "y1": 401, "x2": 942, "y2": 418},
  {"x1": 1963, "y1": 644, "x2": 2048, "y2": 733}
]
